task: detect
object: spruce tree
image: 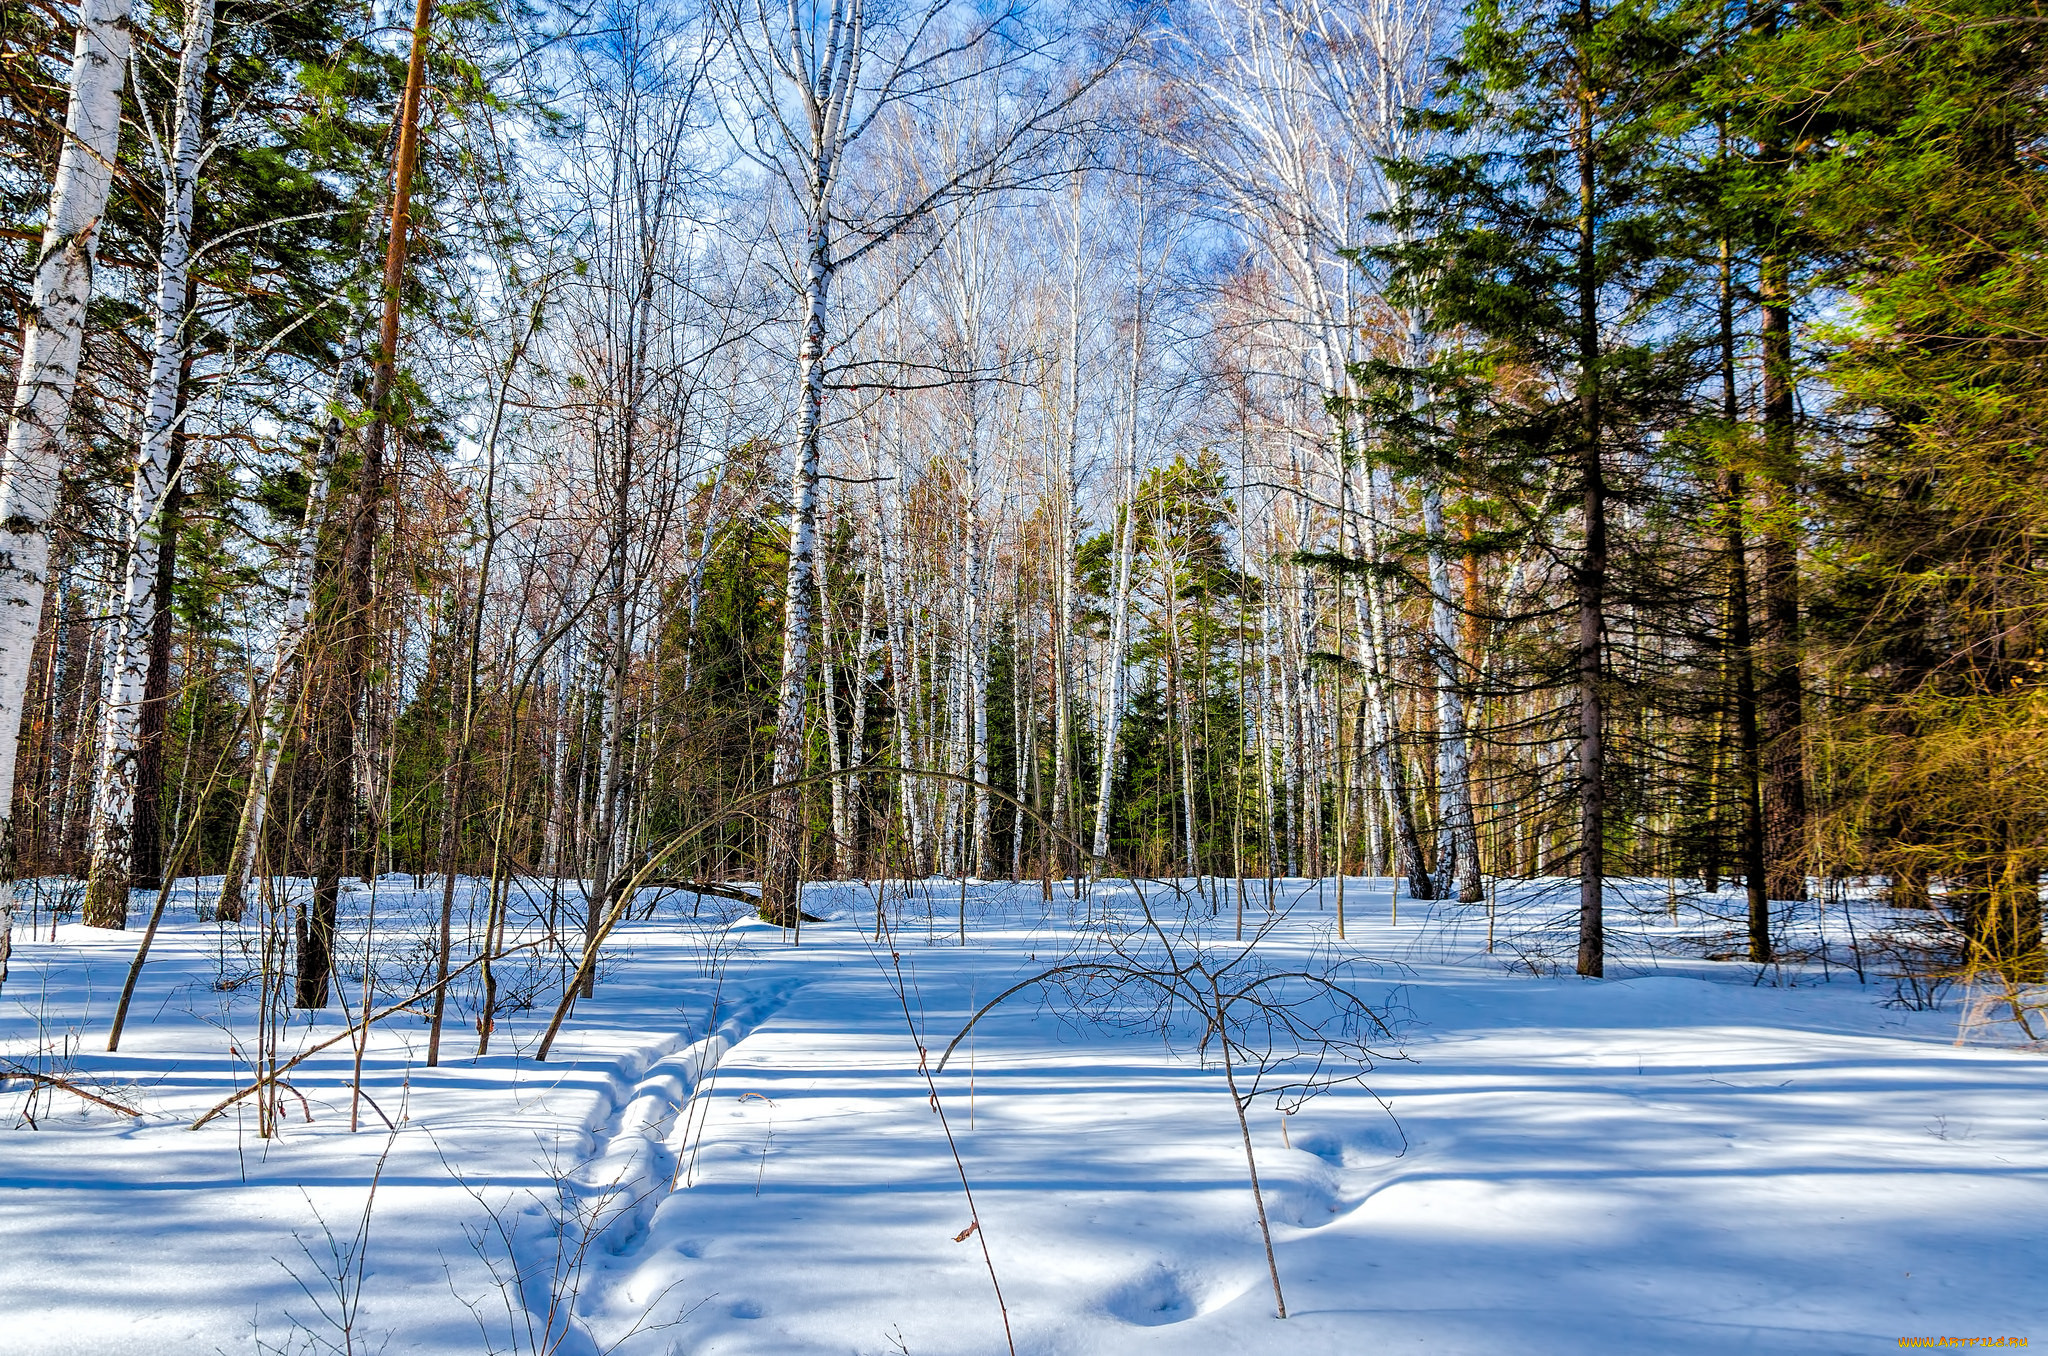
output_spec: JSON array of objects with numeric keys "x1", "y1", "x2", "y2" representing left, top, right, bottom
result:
[{"x1": 1383, "y1": 0, "x2": 1700, "y2": 975}]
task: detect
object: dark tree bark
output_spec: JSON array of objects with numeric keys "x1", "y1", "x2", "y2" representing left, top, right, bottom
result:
[
  {"x1": 1757, "y1": 219, "x2": 1807, "y2": 903},
  {"x1": 128, "y1": 470, "x2": 182, "y2": 891},
  {"x1": 1573, "y1": 22, "x2": 1607, "y2": 979},
  {"x1": 300, "y1": 0, "x2": 431, "y2": 1008},
  {"x1": 1719, "y1": 238, "x2": 1771, "y2": 962}
]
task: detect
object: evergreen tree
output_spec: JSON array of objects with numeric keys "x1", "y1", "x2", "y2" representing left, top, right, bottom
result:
[
  {"x1": 1383, "y1": 0, "x2": 1701, "y2": 974},
  {"x1": 1744, "y1": 0, "x2": 2048, "y2": 980}
]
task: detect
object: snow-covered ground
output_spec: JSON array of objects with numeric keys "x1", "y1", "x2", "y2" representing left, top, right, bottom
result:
[{"x1": 1, "y1": 874, "x2": 2041, "y2": 1354}]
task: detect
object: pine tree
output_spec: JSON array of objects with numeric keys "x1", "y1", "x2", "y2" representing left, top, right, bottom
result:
[
  {"x1": 1384, "y1": 0, "x2": 1700, "y2": 975},
  {"x1": 1747, "y1": 0, "x2": 2048, "y2": 980}
]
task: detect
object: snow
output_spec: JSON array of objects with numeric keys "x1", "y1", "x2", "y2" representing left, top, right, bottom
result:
[{"x1": 1, "y1": 874, "x2": 2042, "y2": 1354}]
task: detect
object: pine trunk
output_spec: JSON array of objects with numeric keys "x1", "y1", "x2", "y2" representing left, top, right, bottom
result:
[
  {"x1": 1757, "y1": 249, "x2": 1806, "y2": 902},
  {"x1": 302, "y1": 0, "x2": 432, "y2": 1008},
  {"x1": 1573, "y1": 57, "x2": 1608, "y2": 979},
  {"x1": 1720, "y1": 235, "x2": 1772, "y2": 959}
]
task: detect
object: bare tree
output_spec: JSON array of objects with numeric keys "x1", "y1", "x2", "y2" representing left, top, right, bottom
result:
[
  {"x1": 716, "y1": 0, "x2": 1133, "y2": 919},
  {"x1": 939, "y1": 881, "x2": 1401, "y2": 1320}
]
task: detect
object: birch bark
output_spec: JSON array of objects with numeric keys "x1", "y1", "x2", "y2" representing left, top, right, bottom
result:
[
  {"x1": 821, "y1": 571, "x2": 849, "y2": 876},
  {"x1": 0, "y1": 0, "x2": 132, "y2": 969},
  {"x1": 82, "y1": 0, "x2": 218, "y2": 926},
  {"x1": 1089, "y1": 465, "x2": 1138, "y2": 863},
  {"x1": 544, "y1": 636, "x2": 573, "y2": 879},
  {"x1": 846, "y1": 570, "x2": 875, "y2": 872},
  {"x1": 1424, "y1": 487, "x2": 1481, "y2": 901},
  {"x1": 964, "y1": 393, "x2": 992, "y2": 878},
  {"x1": 1089, "y1": 255, "x2": 1148, "y2": 865},
  {"x1": 1050, "y1": 173, "x2": 1085, "y2": 879},
  {"x1": 762, "y1": 221, "x2": 831, "y2": 917}
]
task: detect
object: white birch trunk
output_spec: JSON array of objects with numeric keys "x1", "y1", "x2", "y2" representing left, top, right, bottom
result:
[
  {"x1": 1254, "y1": 573, "x2": 1280, "y2": 881},
  {"x1": 1294, "y1": 489, "x2": 1324, "y2": 873},
  {"x1": 1167, "y1": 542, "x2": 1198, "y2": 880},
  {"x1": 84, "y1": 0, "x2": 218, "y2": 925},
  {"x1": 846, "y1": 570, "x2": 874, "y2": 875},
  {"x1": 1050, "y1": 182, "x2": 1084, "y2": 877},
  {"x1": 763, "y1": 223, "x2": 830, "y2": 911},
  {"x1": 942, "y1": 595, "x2": 966, "y2": 875},
  {"x1": 1089, "y1": 281, "x2": 1147, "y2": 866},
  {"x1": 214, "y1": 337, "x2": 353, "y2": 919},
  {"x1": 1424, "y1": 487, "x2": 1482, "y2": 901},
  {"x1": 821, "y1": 573, "x2": 849, "y2": 877},
  {"x1": 0, "y1": 0, "x2": 132, "y2": 970},
  {"x1": 1012, "y1": 606, "x2": 1032, "y2": 879},
  {"x1": 1263, "y1": 583, "x2": 1290, "y2": 876},
  {"x1": 877, "y1": 509, "x2": 924, "y2": 872},
  {"x1": 1359, "y1": 465, "x2": 1432, "y2": 896},
  {"x1": 1090, "y1": 477, "x2": 1138, "y2": 863},
  {"x1": 964, "y1": 405, "x2": 991, "y2": 879}
]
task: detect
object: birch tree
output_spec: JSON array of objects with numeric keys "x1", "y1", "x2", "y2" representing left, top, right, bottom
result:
[
  {"x1": 719, "y1": 0, "x2": 1130, "y2": 919},
  {"x1": 81, "y1": 0, "x2": 220, "y2": 927},
  {"x1": 0, "y1": 0, "x2": 131, "y2": 971},
  {"x1": 213, "y1": 338, "x2": 352, "y2": 922},
  {"x1": 1157, "y1": 0, "x2": 1457, "y2": 896}
]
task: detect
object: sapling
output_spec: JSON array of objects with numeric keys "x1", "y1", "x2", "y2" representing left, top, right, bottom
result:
[
  {"x1": 938, "y1": 878, "x2": 1402, "y2": 1319},
  {"x1": 266, "y1": 1096, "x2": 404, "y2": 1355}
]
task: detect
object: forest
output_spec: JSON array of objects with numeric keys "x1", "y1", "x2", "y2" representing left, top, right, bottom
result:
[
  {"x1": 1, "y1": 0, "x2": 2042, "y2": 992},
  {"x1": 0, "y1": 0, "x2": 2043, "y2": 1348}
]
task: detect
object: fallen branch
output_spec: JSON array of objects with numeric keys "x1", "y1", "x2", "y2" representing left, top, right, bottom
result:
[
  {"x1": 641, "y1": 879, "x2": 762, "y2": 907},
  {"x1": 2, "y1": 1066, "x2": 141, "y2": 1117}
]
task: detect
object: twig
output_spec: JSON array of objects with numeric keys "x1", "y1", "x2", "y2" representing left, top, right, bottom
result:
[
  {"x1": 881, "y1": 941, "x2": 1016, "y2": 1356},
  {"x1": 190, "y1": 939, "x2": 542, "y2": 1130}
]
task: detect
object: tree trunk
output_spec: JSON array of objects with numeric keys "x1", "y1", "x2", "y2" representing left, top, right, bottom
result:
[
  {"x1": 128, "y1": 470, "x2": 183, "y2": 892},
  {"x1": 82, "y1": 0, "x2": 215, "y2": 926},
  {"x1": 543, "y1": 638, "x2": 573, "y2": 879},
  {"x1": 1091, "y1": 480, "x2": 1138, "y2": 863},
  {"x1": 48, "y1": 571, "x2": 91, "y2": 871},
  {"x1": 216, "y1": 328, "x2": 353, "y2": 921},
  {"x1": 1573, "y1": 53, "x2": 1607, "y2": 979},
  {"x1": 302, "y1": 0, "x2": 433, "y2": 1008},
  {"x1": 762, "y1": 225, "x2": 831, "y2": 922},
  {"x1": 1051, "y1": 182, "x2": 1084, "y2": 879},
  {"x1": 822, "y1": 572, "x2": 849, "y2": 877},
  {"x1": 1424, "y1": 487, "x2": 1482, "y2": 903},
  {"x1": 847, "y1": 572, "x2": 874, "y2": 874},
  {"x1": 1358, "y1": 466, "x2": 1432, "y2": 899},
  {"x1": 0, "y1": 0, "x2": 131, "y2": 939},
  {"x1": 1757, "y1": 247, "x2": 1806, "y2": 902},
  {"x1": 966, "y1": 428, "x2": 992, "y2": 879},
  {"x1": 1720, "y1": 234, "x2": 1771, "y2": 961},
  {"x1": 1012, "y1": 607, "x2": 1032, "y2": 880}
]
